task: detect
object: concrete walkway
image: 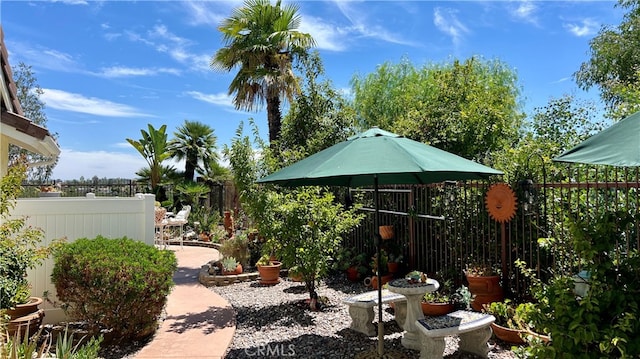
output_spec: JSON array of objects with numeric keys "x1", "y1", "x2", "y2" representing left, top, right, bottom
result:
[{"x1": 135, "y1": 245, "x2": 234, "y2": 359}]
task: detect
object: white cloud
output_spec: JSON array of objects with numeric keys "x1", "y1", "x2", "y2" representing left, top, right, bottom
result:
[
  {"x1": 125, "y1": 24, "x2": 213, "y2": 73},
  {"x1": 186, "y1": 91, "x2": 234, "y2": 107},
  {"x1": 434, "y1": 8, "x2": 469, "y2": 46},
  {"x1": 299, "y1": 17, "x2": 347, "y2": 52},
  {"x1": 8, "y1": 41, "x2": 84, "y2": 73},
  {"x1": 564, "y1": 18, "x2": 599, "y2": 37},
  {"x1": 308, "y1": 2, "x2": 417, "y2": 50},
  {"x1": 41, "y1": 88, "x2": 152, "y2": 117},
  {"x1": 508, "y1": 1, "x2": 539, "y2": 26},
  {"x1": 99, "y1": 66, "x2": 181, "y2": 78},
  {"x1": 181, "y1": 1, "x2": 229, "y2": 27},
  {"x1": 52, "y1": 148, "x2": 147, "y2": 180}
]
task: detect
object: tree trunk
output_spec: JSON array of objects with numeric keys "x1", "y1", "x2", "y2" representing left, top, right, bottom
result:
[
  {"x1": 266, "y1": 95, "x2": 282, "y2": 143},
  {"x1": 305, "y1": 278, "x2": 319, "y2": 310}
]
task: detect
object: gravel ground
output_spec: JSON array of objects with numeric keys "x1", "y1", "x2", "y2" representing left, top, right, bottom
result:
[{"x1": 212, "y1": 274, "x2": 517, "y2": 359}]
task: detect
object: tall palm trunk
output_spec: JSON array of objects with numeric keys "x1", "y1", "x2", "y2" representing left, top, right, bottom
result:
[{"x1": 267, "y1": 96, "x2": 282, "y2": 143}]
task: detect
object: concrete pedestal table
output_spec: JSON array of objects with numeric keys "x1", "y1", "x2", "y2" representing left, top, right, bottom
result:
[{"x1": 387, "y1": 278, "x2": 439, "y2": 350}]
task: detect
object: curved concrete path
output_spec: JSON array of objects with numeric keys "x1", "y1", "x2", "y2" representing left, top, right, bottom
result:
[{"x1": 135, "y1": 245, "x2": 234, "y2": 359}]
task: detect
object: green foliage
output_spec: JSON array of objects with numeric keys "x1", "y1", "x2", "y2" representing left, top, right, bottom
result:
[
  {"x1": 575, "y1": 0, "x2": 640, "y2": 116},
  {"x1": 221, "y1": 257, "x2": 239, "y2": 272},
  {"x1": 168, "y1": 120, "x2": 218, "y2": 183},
  {"x1": 10, "y1": 62, "x2": 57, "y2": 181},
  {"x1": 485, "y1": 299, "x2": 539, "y2": 331},
  {"x1": 174, "y1": 181, "x2": 209, "y2": 207},
  {"x1": 219, "y1": 233, "x2": 250, "y2": 267},
  {"x1": 278, "y1": 51, "x2": 357, "y2": 155},
  {"x1": 370, "y1": 249, "x2": 388, "y2": 275},
  {"x1": 190, "y1": 206, "x2": 221, "y2": 235},
  {"x1": 225, "y1": 123, "x2": 364, "y2": 300},
  {"x1": 51, "y1": 236, "x2": 177, "y2": 341},
  {"x1": 351, "y1": 56, "x2": 524, "y2": 160},
  {"x1": 491, "y1": 94, "x2": 605, "y2": 184},
  {"x1": 212, "y1": 0, "x2": 315, "y2": 142},
  {"x1": 55, "y1": 326, "x2": 103, "y2": 359},
  {"x1": 520, "y1": 211, "x2": 640, "y2": 358},
  {"x1": 126, "y1": 124, "x2": 171, "y2": 193},
  {"x1": 0, "y1": 157, "x2": 60, "y2": 309}
]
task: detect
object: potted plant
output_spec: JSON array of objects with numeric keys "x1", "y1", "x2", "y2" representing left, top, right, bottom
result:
[
  {"x1": 464, "y1": 261, "x2": 504, "y2": 311},
  {"x1": 348, "y1": 252, "x2": 369, "y2": 282},
  {"x1": 421, "y1": 277, "x2": 457, "y2": 316},
  {"x1": 370, "y1": 249, "x2": 393, "y2": 289},
  {"x1": 288, "y1": 265, "x2": 303, "y2": 282},
  {"x1": 483, "y1": 299, "x2": 549, "y2": 345},
  {"x1": 387, "y1": 252, "x2": 403, "y2": 275},
  {"x1": 256, "y1": 254, "x2": 282, "y2": 285},
  {"x1": 221, "y1": 257, "x2": 243, "y2": 275},
  {"x1": 219, "y1": 232, "x2": 250, "y2": 267},
  {"x1": 1, "y1": 157, "x2": 62, "y2": 337}
]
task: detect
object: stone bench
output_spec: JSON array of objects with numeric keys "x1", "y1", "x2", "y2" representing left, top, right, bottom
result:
[
  {"x1": 342, "y1": 289, "x2": 407, "y2": 336},
  {"x1": 415, "y1": 310, "x2": 495, "y2": 359}
]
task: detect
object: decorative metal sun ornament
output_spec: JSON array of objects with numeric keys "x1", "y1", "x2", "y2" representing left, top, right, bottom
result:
[{"x1": 485, "y1": 183, "x2": 518, "y2": 223}]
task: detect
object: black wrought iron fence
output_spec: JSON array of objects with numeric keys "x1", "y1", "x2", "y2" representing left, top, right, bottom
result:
[
  {"x1": 345, "y1": 167, "x2": 640, "y2": 300},
  {"x1": 19, "y1": 180, "x2": 239, "y2": 216}
]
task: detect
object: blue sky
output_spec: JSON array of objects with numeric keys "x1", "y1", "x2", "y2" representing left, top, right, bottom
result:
[{"x1": 2, "y1": 0, "x2": 623, "y2": 180}]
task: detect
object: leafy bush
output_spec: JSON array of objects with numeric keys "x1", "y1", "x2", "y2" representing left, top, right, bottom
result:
[
  {"x1": 519, "y1": 211, "x2": 640, "y2": 358},
  {"x1": 219, "y1": 232, "x2": 250, "y2": 267},
  {"x1": 51, "y1": 236, "x2": 177, "y2": 341},
  {"x1": 1, "y1": 156, "x2": 61, "y2": 310}
]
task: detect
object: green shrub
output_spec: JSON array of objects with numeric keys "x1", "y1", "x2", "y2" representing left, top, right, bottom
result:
[
  {"x1": 519, "y1": 212, "x2": 640, "y2": 358},
  {"x1": 51, "y1": 236, "x2": 177, "y2": 341},
  {"x1": 219, "y1": 232, "x2": 250, "y2": 267}
]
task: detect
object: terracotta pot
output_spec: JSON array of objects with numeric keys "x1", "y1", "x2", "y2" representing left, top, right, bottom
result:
[
  {"x1": 257, "y1": 261, "x2": 282, "y2": 285},
  {"x1": 379, "y1": 225, "x2": 394, "y2": 240},
  {"x1": 387, "y1": 261, "x2": 400, "y2": 274},
  {"x1": 346, "y1": 266, "x2": 360, "y2": 282},
  {"x1": 223, "y1": 263, "x2": 243, "y2": 275},
  {"x1": 491, "y1": 323, "x2": 527, "y2": 345},
  {"x1": 223, "y1": 211, "x2": 234, "y2": 236},
  {"x1": 199, "y1": 232, "x2": 211, "y2": 242},
  {"x1": 466, "y1": 274, "x2": 504, "y2": 311},
  {"x1": 6, "y1": 297, "x2": 45, "y2": 337},
  {"x1": 370, "y1": 274, "x2": 394, "y2": 289},
  {"x1": 289, "y1": 271, "x2": 303, "y2": 282},
  {"x1": 421, "y1": 301, "x2": 455, "y2": 316}
]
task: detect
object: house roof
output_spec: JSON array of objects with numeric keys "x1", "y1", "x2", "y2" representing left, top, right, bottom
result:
[{"x1": 0, "y1": 25, "x2": 60, "y2": 158}]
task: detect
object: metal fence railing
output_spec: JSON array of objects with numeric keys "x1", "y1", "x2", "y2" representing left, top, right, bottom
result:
[{"x1": 345, "y1": 167, "x2": 640, "y2": 300}]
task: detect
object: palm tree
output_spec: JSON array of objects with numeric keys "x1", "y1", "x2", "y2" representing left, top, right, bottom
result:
[
  {"x1": 126, "y1": 124, "x2": 170, "y2": 195},
  {"x1": 211, "y1": 0, "x2": 315, "y2": 143},
  {"x1": 168, "y1": 120, "x2": 218, "y2": 183}
]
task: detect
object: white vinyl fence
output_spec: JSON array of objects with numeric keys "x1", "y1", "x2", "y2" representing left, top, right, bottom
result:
[{"x1": 11, "y1": 193, "x2": 156, "y2": 324}]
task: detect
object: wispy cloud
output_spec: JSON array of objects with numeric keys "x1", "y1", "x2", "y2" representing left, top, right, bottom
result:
[
  {"x1": 99, "y1": 66, "x2": 181, "y2": 78},
  {"x1": 564, "y1": 18, "x2": 599, "y2": 37},
  {"x1": 7, "y1": 40, "x2": 85, "y2": 73},
  {"x1": 315, "y1": 1, "x2": 417, "y2": 50},
  {"x1": 180, "y1": 1, "x2": 229, "y2": 27},
  {"x1": 433, "y1": 7, "x2": 469, "y2": 47},
  {"x1": 124, "y1": 24, "x2": 212, "y2": 72},
  {"x1": 42, "y1": 88, "x2": 152, "y2": 117},
  {"x1": 299, "y1": 17, "x2": 348, "y2": 51},
  {"x1": 186, "y1": 91, "x2": 234, "y2": 107},
  {"x1": 508, "y1": 1, "x2": 539, "y2": 26}
]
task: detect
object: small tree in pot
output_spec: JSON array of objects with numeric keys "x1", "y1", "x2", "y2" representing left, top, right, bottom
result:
[{"x1": 1, "y1": 156, "x2": 63, "y2": 336}]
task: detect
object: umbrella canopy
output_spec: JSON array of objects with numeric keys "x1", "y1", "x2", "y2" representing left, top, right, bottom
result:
[
  {"x1": 256, "y1": 127, "x2": 502, "y2": 356},
  {"x1": 258, "y1": 127, "x2": 503, "y2": 187},
  {"x1": 554, "y1": 111, "x2": 640, "y2": 167}
]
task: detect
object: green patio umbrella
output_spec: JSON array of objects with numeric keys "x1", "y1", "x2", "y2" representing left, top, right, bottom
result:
[
  {"x1": 554, "y1": 111, "x2": 640, "y2": 167},
  {"x1": 257, "y1": 127, "x2": 502, "y2": 357}
]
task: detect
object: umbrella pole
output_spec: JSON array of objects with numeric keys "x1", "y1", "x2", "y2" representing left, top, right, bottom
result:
[{"x1": 374, "y1": 175, "x2": 384, "y2": 357}]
